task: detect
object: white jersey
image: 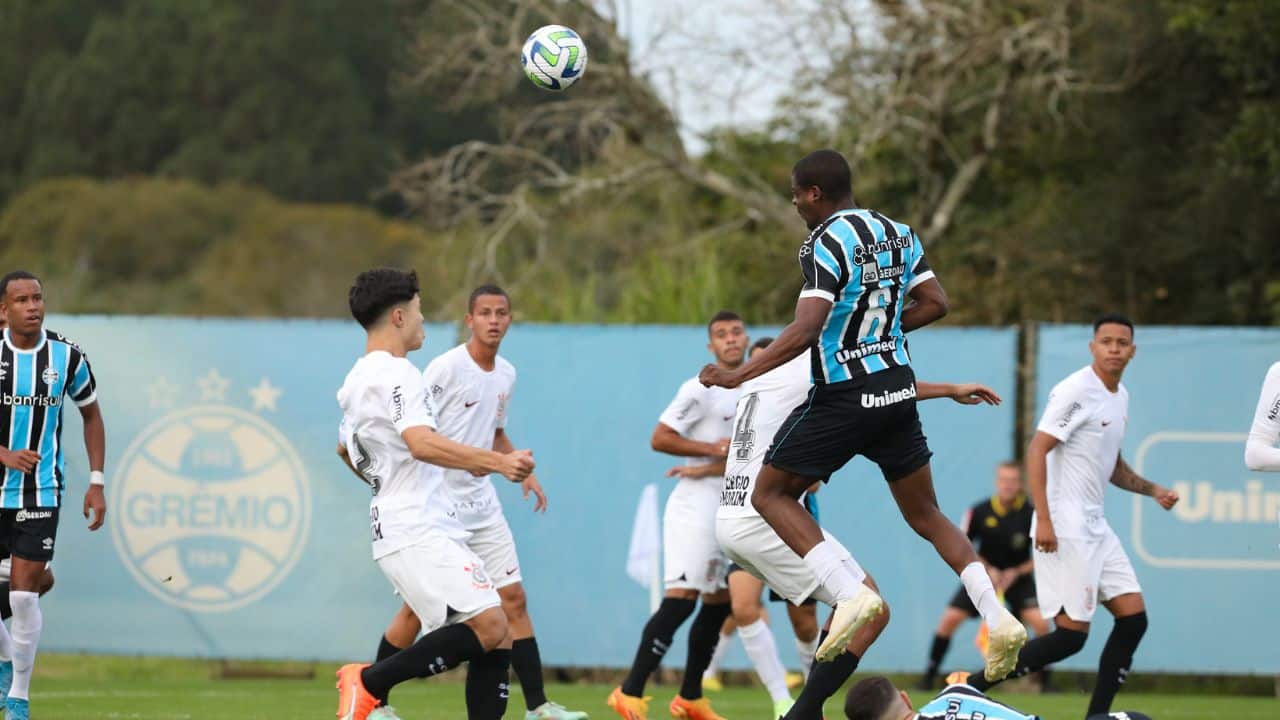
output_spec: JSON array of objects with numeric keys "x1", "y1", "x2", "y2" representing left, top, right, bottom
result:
[
  {"x1": 337, "y1": 351, "x2": 464, "y2": 559},
  {"x1": 717, "y1": 355, "x2": 812, "y2": 519},
  {"x1": 658, "y1": 377, "x2": 741, "y2": 505},
  {"x1": 1245, "y1": 362, "x2": 1280, "y2": 471},
  {"x1": 1035, "y1": 366, "x2": 1128, "y2": 539},
  {"x1": 424, "y1": 344, "x2": 517, "y2": 528}
]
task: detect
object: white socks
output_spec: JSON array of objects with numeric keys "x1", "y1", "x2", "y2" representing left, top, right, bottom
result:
[
  {"x1": 738, "y1": 619, "x2": 790, "y2": 703},
  {"x1": 9, "y1": 591, "x2": 41, "y2": 701},
  {"x1": 795, "y1": 634, "x2": 818, "y2": 679},
  {"x1": 702, "y1": 632, "x2": 733, "y2": 680},
  {"x1": 802, "y1": 541, "x2": 865, "y2": 602},
  {"x1": 960, "y1": 562, "x2": 1004, "y2": 627}
]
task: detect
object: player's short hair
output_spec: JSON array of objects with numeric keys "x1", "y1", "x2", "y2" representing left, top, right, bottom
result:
[
  {"x1": 1092, "y1": 313, "x2": 1134, "y2": 338},
  {"x1": 844, "y1": 676, "x2": 900, "y2": 720},
  {"x1": 0, "y1": 270, "x2": 40, "y2": 301},
  {"x1": 707, "y1": 310, "x2": 743, "y2": 335},
  {"x1": 751, "y1": 337, "x2": 774, "y2": 353},
  {"x1": 793, "y1": 149, "x2": 853, "y2": 200},
  {"x1": 468, "y1": 284, "x2": 510, "y2": 313},
  {"x1": 998, "y1": 459, "x2": 1021, "y2": 472},
  {"x1": 348, "y1": 268, "x2": 419, "y2": 329}
]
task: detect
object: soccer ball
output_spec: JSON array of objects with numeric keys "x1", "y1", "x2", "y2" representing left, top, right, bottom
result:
[{"x1": 521, "y1": 25, "x2": 588, "y2": 91}]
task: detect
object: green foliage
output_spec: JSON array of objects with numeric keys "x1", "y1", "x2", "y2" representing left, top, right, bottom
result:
[
  {"x1": 0, "y1": 177, "x2": 438, "y2": 317},
  {"x1": 0, "y1": 0, "x2": 1276, "y2": 326}
]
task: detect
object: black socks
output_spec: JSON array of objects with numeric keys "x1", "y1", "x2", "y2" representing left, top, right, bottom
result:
[
  {"x1": 620, "y1": 597, "x2": 697, "y2": 696},
  {"x1": 511, "y1": 636, "x2": 548, "y2": 710},
  {"x1": 678, "y1": 602, "x2": 732, "y2": 700},
  {"x1": 1087, "y1": 612, "x2": 1147, "y2": 716}
]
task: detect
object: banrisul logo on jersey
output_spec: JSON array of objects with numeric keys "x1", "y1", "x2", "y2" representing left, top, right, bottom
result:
[{"x1": 111, "y1": 370, "x2": 310, "y2": 612}]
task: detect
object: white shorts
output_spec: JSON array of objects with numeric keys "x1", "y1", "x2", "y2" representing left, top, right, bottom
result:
[
  {"x1": 716, "y1": 515, "x2": 863, "y2": 606},
  {"x1": 466, "y1": 518, "x2": 522, "y2": 590},
  {"x1": 664, "y1": 491, "x2": 728, "y2": 594},
  {"x1": 377, "y1": 529, "x2": 501, "y2": 634},
  {"x1": 1034, "y1": 528, "x2": 1141, "y2": 622}
]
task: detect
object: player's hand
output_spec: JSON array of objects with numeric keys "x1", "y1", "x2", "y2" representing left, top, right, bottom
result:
[
  {"x1": 699, "y1": 364, "x2": 742, "y2": 389},
  {"x1": 0, "y1": 449, "x2": 40, "y2": 473},
  {"x1": 84, "y1": 484, "x2": 106, "y2": 531},
  {"x1": 1154, "y1": 486, "x2": 1179, "y2": 510},
  {"x1": 949, "y1": 384, "x2": 1001, "y2": 406},
  {"x1": 1034, "y1": 522, "x2": 1058, "y2": 553},
  {"x1": 497, "y1": 450, "x2": 535, "y2": 482},
  {"x1": 711, "y1": 437, "x2": 731, "y2": 458},
  {"x1": 521, "y1": 475, "x2": 547, "y2": 513}
]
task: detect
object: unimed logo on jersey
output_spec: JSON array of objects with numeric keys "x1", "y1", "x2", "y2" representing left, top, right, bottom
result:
[{"x1": 111, "y1": 371, "x2": 310, "y2": 612}]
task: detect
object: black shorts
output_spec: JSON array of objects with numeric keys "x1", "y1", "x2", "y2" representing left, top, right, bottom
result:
[
  {"x1": 0, "y1": 507, "x2": 60, "y2": 563},
  {"x1": 765, "y1": 365, "x2": 932, "y2": 482},
  {"x1": 947, "y1": 574, "x2": 1038, "y2": 617}
]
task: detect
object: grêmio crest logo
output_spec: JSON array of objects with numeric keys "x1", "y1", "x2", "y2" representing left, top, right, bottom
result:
[{"x1": 111, "y1": 370, "x2": 310, "y2": 613}]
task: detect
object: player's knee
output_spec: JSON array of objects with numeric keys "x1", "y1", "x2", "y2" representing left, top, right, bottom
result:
[
  {"x1": 1057, "y1": 627, "x2": 1089, "y2": 655},
  {"x1": 38, "y1": 569, "x2": 54, "y2": 596},
  {"x1": 467, "y1": 607, "x2": 509, "y2": 651},
  {"x1": 501, "y1": 584, "x2": 528, "y2": 618},
  {"x1": 1115, "y1": 611, "x2": 1147, "y2": 642},
  {"x1": 730, "y1": 596, "x2": 761, "y2": 626}
]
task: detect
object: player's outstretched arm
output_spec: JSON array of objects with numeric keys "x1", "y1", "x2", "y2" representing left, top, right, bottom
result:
[
  {"x1": 700, "y1": 296, "x2": 829, "y2": 389},
  {"x1": 915, "y1": 381, "x2": 1001, "y2": 405},
  {"x1": 651, "y1": 423, "x2": 728, "y2": 459},
  {"x1": 402, "y1": 425, "x2": 534, "y2": 482},
  {"x1": 901, "y1": 277, "x2": 949, "y2": 332},
  {"x1": 78, "y1": 400, "x2": 107, "y2": 531},
  {"x1": 1110, "y1": 455, "x2": 1179, "y2": 510},
  {"x1": 1027, "y1": 431, "x2": 1059, "y2": 553},
  {"x1": 666, "y1": 460, "x2": 726, "y2": 479}
]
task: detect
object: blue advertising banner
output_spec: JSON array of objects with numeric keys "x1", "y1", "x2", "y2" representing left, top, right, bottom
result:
[
  {"x1": 1035, "y1": 325, "x2": 1280, "y2": 673},
  {"x1": 38, "y1": 317, "x2": 1018, "y2": 674}
]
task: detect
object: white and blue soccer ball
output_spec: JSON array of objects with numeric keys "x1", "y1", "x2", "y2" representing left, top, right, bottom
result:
[{"x1": 520, "y1": 24, "x2": 588, "y2": 91}]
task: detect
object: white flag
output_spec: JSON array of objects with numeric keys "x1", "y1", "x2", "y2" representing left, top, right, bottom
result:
[{"x1": 626, "y1": 483, "x2": 661, "y2": 589}]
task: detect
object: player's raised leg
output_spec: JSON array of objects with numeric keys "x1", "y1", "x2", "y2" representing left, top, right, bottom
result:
[
  {"x1": 751, "y1": 465, "x2": 884, "y2": 663},
  {"x1": 886, "y1": 463, "x2": 1025, "y2": 680}
]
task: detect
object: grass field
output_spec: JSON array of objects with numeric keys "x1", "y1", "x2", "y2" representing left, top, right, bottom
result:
[{"x1": 30, "y1": 654, "x2": 1277, "y2": 719}]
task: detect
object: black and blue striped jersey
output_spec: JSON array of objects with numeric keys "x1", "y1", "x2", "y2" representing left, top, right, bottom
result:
[
  {"x1": 917, "y1": 684, "x2": 1040, "y2": 719},
  {"x1": 797, "y1": 208, "x2": 934, "y2": 385},
  {"x1": 0, "y1": 329, "x2": 97, "y2": 509}
]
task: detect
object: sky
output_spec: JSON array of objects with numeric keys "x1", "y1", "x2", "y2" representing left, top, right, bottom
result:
[{"x1": 606, "y1": 0, "x2": 818, "y2": 154}]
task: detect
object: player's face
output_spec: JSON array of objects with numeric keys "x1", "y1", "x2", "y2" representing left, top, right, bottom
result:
[
  {"x1": 0, "y1": 279, "x2": 44, "y2": 336},
  {"x1": 1089, "y1": 322, "x2": 1136, "y2": 376},
  {"x1": 790, "y1": 175, "x2": 824, "y2": 230},
  {"x1": 995, "y1": 465, "x2": 1022, "y2": 503},
  {"x1": 708, "y1": 320, "x2": 747, "y2": 367},
  {"x1": 466, "y1": 294, "x2": 512, "y2": 348},
  {"x1": 397, "y1": 294, "x2": 425, "y2": 351}
]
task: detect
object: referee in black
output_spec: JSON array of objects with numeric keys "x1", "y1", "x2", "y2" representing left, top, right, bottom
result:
[{"x1": 920, "y1": 461, "x2": 1051, "y2": 690}]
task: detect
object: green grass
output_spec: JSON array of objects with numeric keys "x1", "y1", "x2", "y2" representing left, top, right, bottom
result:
[{"x1": 28, "y1": 654, "x2": 1278, "y2": 719}]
